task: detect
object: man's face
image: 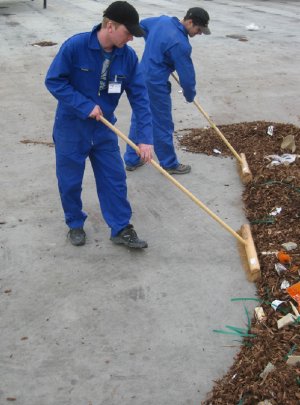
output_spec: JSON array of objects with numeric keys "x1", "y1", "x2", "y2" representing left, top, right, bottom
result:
[
  {"x1": 185, "y1": 19, "x2": 203, "y2": 37},
  {"x1": 108, "y1": 22, "x2": 133, "y2": 47}
]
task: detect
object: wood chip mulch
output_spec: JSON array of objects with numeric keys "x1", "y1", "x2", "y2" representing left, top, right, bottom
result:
[
  {"x1": 176, "y1": 121, "x2": 300, "y2": 404},
  {"x1": 31, "y1": 41, "x2": 57, "y2": 47}
]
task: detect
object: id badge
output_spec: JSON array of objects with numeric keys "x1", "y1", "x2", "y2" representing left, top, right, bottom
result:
[{"x1": 108, "y1": 81, "x2": 121, "y2": 94}]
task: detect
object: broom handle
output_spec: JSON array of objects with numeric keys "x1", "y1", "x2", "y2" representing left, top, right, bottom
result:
[
  {"x1": 99, "y1": 116, "x2": 246, "y2": 246},
  {"x1": 171, "y1": 73, "x2": 243, "y2": 164}
]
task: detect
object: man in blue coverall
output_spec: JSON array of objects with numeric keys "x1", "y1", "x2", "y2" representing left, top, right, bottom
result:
[
  {"x1": 124, "y1": 7, "x2": 211, "y2": 174},
  {"x1": 45, "y1": 1, "x2": 153, "y2": 248}
]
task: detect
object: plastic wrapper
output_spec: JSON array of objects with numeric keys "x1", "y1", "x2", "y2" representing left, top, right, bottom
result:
[
  {"x1": 274, "y1": 263, "x2": 287, "y2": 275},
  {"x1": 286, "y1": 282, "x2": 300, "y2": 311}
]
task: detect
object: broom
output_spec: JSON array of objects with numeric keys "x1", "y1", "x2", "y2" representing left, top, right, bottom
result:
[
  {"x1": 171, "y1": 72, "x2": 252, "y2": 185},
  {"x1": 99, "y1": 116, "x2": 261, "y2": 282}
]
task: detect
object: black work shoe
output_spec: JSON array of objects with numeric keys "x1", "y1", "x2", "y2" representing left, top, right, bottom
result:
[
  {"x1": 68, "y1": 228, "x2": 86, "y2": 246},
  {"x1": 110, "y1": 224, "x2": 148, "y2": 248},
  {"x1": 125, "y1": 160, "x2": 145, "y2": 172},
  {"x1": 164, "y1": 163, "x2": 191, "y2": 174}
]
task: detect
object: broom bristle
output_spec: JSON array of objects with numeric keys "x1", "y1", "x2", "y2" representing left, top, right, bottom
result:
[
  {"x1": 237, "y1": 225, "x2": 261, "y2": 282},
  {"x1": 237, "y1": 153, "x2": 253, "y2": 184}
]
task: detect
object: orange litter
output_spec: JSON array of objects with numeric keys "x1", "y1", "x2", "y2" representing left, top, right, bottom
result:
[
  {"x1": 277, "y1": 250, "x2": 292, "y2": 265},
  {"x1": 286, "y1": 281, "x2": 300, "y2": 312}
]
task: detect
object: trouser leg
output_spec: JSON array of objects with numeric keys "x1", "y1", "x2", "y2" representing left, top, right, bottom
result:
[
  {"x1": 54, "y1": 140, "x2": 88, "y2": 229},
  {"x1": 148, "y1": 83, "x2": 179, "y2": 169},
  {"x1": 89, "y1": 141, "x2": 132, "y2": 237},
  {"x1": 124, "y1": 113, "x2": 142, "y2": 166}
]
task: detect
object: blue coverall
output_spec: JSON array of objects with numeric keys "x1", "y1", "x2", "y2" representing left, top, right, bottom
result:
[
  {"x1": 124, "y1": 16, "x2": 196, "y2": 169},
  {"x1": 45, "y1": 25, "x2": 152, "y2": 237}
]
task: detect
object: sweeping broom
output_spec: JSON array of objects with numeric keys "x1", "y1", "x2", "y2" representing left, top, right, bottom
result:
[
  {"x1": 99, "y1": 116, "x2": 261, "y2": 282},
  {"x1": 171, "y1": 72, "x2": 252, "y2": 185}
]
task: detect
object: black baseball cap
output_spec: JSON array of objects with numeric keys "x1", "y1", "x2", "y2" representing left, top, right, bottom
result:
[
  {"x1": 103, "y1": 1, "x2": 145, "y2": 37},
  {"x1": 185, "y1": 7, "x2": 211, "y2": 35}
]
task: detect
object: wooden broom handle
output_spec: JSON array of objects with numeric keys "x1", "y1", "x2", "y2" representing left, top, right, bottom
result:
[
  {"x1": 99, "y1": 116, "x2": 246, "y2": 246},
  {"x1": 171, "y1": 73, "x2": 243, "y2": 164}
]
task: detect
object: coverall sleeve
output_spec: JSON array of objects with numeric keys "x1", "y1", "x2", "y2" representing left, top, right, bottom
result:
[
  {"x1": 125, "y1": 58, "x2": 153, "y2": 145},
  {"x1": 168, "y1": 43, "x2": 196, "y2": 103},
  {"x1": 45, "y1": 40, "x2": 95, "y2": 120}
]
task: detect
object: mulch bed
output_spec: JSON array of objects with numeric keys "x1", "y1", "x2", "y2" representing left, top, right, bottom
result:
[{"x1": 176, "y1": 121, "x2": 300, "y2": 404}]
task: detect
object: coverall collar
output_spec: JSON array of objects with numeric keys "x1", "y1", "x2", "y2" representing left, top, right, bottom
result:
[
  {"x1": 88, "y1": 24, "x2": 127, "y2": 55},
  {"x1": 171, "y1": 17, "x2": 188, "y2": 37}
]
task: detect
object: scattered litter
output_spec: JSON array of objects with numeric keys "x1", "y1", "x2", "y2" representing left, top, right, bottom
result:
[
  {"x1": 259, "y1": 362, "x2": 275, "y2": 379},
  {"x1": 246, "y1": 23, "x2": 260, "y2": 31},
  {"x1": 290, "y1": 301, "x2": 300, "y2": 317},
  {"x1": 257, "y1": 401, "x2": 273, "y2": 405},
  {"x1": 281, "y1": 134, "x2": 296, "y2": 153},
  {"x1": 280, "y1": 280, "x2": 290, "y2": 290},
  {"x1": 213, "y1": 149, "x2": 222, "y2": 154},
  {"x1": 254, "y1": 306, "x2": 266, "y2": 322},
  {"x1": 250, "y1": 217, "x2": 275, "y2": 225},
  {"x1": 267, "y1": 125, "x2": 274, "y2": 136},
  {"x1": 277, "y1": 250, "x2": 292, "y2": 264},
  {"x1": 178, "y1": 89, "x2": 183, "y2": 93},
  {"x1": 261, "y1": 250, "x2": 278, "y2": 255},
  {"x1": 287, "y1": 355, "x2": 300, "y2": 366},
  {"x1": 290, "y1": 264, "x2": 300, "y2": 273},
  {"x1": 274, "y1": 263, "x2": 287, "y2": 275},
  {"x1": 281, "y1": 241, "x2": 297, "y2": 251},
  {"x1": 271, "y1": 300, "x2": 285, "y2": 310},
  {"x1": 286, "y1": 282, "x2": 300, "y2": 311},
  {"x1": 269, "y1": 207, "x2": 282, "y2": 216},
  {"x1": 265, "y1": 153, "x2": 297, "y2": 167},
  {"x1": 277, "y1": 313, "x2": 296, "y2": 329}
]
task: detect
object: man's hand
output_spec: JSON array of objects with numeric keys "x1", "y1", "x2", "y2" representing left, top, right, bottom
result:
[
  {"x1": 138, "y1": 143, "x2": 153, "y2": 163},
  {"x1": 89, "y1": 105, "x2": 103, "y2": 121}
]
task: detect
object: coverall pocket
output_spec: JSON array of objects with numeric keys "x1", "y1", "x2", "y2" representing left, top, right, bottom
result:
[
  {"x1": 73, "y1": 64, "x2": 95, "y2": 93},
  {"x1": 53, "y1": 134, "x2": 82, "y2": 156}
]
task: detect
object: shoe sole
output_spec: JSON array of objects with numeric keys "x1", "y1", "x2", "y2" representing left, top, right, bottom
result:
[
  {"x1": 69, "y1": 238, "x2": 86, "y2": 246},
  {"x1": 165, "y1": 168, "x2": 191, "y2": 174}
]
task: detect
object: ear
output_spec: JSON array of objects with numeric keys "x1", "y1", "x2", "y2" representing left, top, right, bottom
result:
[{"x1": 107, "y1": 20, "x2": 114, "y2": 33}]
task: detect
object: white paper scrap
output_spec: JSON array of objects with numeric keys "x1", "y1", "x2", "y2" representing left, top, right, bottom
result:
[
  {"x1": 267, "y1": 125, "x2": 274, "y2": 136},
  {"x1": 265, "y1": 154, "x2": 297, "y2": 166},
  {"x1": 246, "y1": 23, "x2": 260, "y2": 31},
  {"x1": 280, "y1": 280, "x2": 290, "y2": 290},
  {"x1": 269, "y1": 207, "x2": 282, "y2": 216}
]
